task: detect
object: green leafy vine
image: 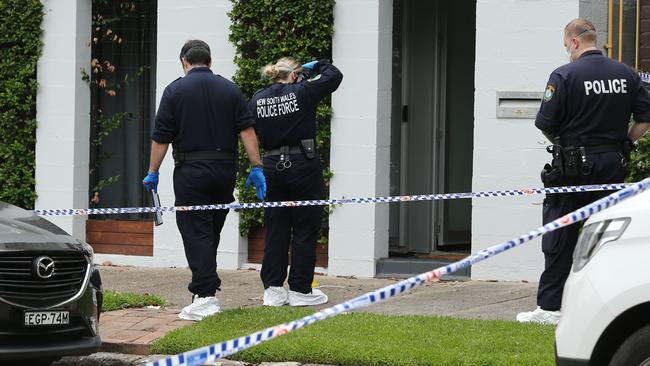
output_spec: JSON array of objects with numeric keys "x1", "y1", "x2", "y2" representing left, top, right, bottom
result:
[
  {"x1": 228, "y1": 0, "x2": 336, "y2": 244},
  {"x1": 0, "y1": 0, "x2": 43, "y2": 209}
]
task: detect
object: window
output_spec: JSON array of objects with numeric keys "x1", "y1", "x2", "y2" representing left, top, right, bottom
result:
[{"x1": 87, "y1": 0, "x2": 157, "y2": 256}]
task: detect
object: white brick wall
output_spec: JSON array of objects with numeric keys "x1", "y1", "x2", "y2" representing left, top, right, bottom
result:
[
  {"x1": 36, "y1": 0, "x2": 589, "y2": 282},
  {"x1": 471, "y1": 0, "x2": 579, "y2": 281},
  {"x1": 36, "y1": 0, "x2": 92, "y2": 239},
  {"x1": 328, "y1": 0, "x2": 392, "y2": 277}
]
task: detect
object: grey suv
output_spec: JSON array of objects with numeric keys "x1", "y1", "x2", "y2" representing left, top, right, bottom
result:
[{"x1": 0, "y1": 202, "x2": 102, "y2": 364}]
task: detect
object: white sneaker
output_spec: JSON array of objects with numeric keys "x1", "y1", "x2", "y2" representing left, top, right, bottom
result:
[
  {"x1": 516, "y1": 306, "x2": 561, "y2": 325},
  {"x1": 263, "y1": 286, "x2": 289, "y2": 306},
  {"x1": 288, "y1": 288, "x2": 328, "y2": 306},
  {"x1": 178, "y1": 295, "x2": 220, "y2": 321}
]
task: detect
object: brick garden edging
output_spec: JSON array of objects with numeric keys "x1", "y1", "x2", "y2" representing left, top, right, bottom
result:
[{"x1": 99, "y1": 308, "x2": 193, "y2": 355}]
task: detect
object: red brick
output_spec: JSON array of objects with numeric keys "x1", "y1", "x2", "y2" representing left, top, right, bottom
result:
[
  {"x1": 104, "y1": 309, "x2": 129, "y2": 317},
  {"x1": 150, "y1": 313, "x2": 180, "y2": 320},
  {"x1": 131, "y1": 330, "x2": 169, "y2": 345},
  {"x1": 642, "y1": 3, "x2": 650, "y2": 19},
  {"x1": 640, "y1": 32, "x2": 650, "y2": 45},
  {"x1": 98, "y1": 327, "x2": 123, "y2": 338},
  {"x1": 102, "y1": 329, "x2": 150, "y2": 343},
  {"x1": 639, "y1": 46, "x2": 650, "y2": 59},
  {"x1": 122, "y1": 310, "x2": 150, "y2": 317},
  {"x1": 101, "y1": 341, "x2": 149, "y2": 355},
  {"x1": 99, "y1": 320, "x2": 136, "y2": 331},
  {"x1": 130, "y1": 317, "x2": 173, "y2": 331}
]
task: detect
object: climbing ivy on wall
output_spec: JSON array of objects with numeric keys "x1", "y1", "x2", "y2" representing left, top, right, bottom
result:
[
  {"x1": 229, "y1": 0, "x2": 336, "y2": 241},
  {"x1": 0, "y1": 0, "x2": 43, "y2": 209},
  {"x1": 627, "y1": 130, "x2": 650, "y2": 182}
]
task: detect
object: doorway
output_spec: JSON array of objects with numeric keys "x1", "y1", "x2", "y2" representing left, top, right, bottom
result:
[{"x1": 389, "y1": 0, "x2": 476, "y2": 256}]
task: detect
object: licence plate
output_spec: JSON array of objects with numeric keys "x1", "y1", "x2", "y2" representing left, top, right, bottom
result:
[{"x1": 24, "y1": 311, "x2": 70, "y2": 326}]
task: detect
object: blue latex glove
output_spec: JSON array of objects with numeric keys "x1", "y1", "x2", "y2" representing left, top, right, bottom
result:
[
  {"x1": 301, "y1": 60, "x2": 318, "y2": 70},
  {"x1": 245, "y1": 166, "x2": 267, "y2": 200},
  {"x1": 142, "y1": 172, "x2": 159, "y2": 192}
]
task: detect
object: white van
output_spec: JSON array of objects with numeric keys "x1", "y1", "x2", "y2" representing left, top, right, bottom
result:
[{"x1": 555, "y1": 188, "x2": 650, "y2": 365}]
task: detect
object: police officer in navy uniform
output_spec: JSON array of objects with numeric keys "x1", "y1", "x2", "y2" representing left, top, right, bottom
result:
[
  {"x1": 143, "y1": 40, "x2": 266, "y2": 320},
  {"x1": 250, "y1": 57, "x2": 343, "y2": 306},
  {"x1": 517, "y1": 19, "x2": 650, "y2": 324}
]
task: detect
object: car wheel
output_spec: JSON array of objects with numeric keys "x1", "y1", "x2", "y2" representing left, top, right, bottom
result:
[{"x1": 609, "y1": 324, "x2": 650, "y2": 366}]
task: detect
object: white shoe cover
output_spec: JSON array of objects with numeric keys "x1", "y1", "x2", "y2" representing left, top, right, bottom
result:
[
  {"x1": 263, "y1": 286, "x2": 289, "y2": 306},
  {"x1": 516, "y1": 306, "x2": 560, "y2": 325},
  {"x1": 178, "y1": 295, "x2": 220, "y2": 321},
  {"x1": 288, "y1": 288, "x2": 328, "y2": 307}
]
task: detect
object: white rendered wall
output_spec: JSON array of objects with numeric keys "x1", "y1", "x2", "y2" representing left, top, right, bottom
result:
[
  {"x1": 471, "y1": 0, "x2": 579, "y2": 281},
  {"x1": 36, "y1": 0, "x2": 91, "y2": 239},
  {"x1": 328, "y1": 0, "x2": 392, "y2": 277},
  {"x1": 94, "y1": 0, "x2": 245, "y2": 269}
]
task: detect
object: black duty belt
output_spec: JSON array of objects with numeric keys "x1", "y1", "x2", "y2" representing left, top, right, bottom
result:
[
  {"x1": 544, "y1": 140, "x2": 630, "y2": 181},
  {"x1": 263, "y1": 146, "x2": 302, "y2": 157},
  {"x1": 173, "y1": 150, "x2": 235, "y2": 166},
  {"x1": 581, "y1": 143, "x2": 623, "y2": 154},
  {"x1": 263, "y1": 139, "x2": 316, "y2": 171}
]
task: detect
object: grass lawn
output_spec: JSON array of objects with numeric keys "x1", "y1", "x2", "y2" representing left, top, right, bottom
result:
[
  {"x1": 151, "y1": 307, "x2": 555, "y2": 366},
  {"x1": 102, "y1": 290, "x2": 166, "y2": 312}
]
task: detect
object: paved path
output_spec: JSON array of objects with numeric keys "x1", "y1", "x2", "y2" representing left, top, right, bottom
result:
[
  {"x1": 100, "y1": 266, "x2": 537, "y2": 320},
  {"x1": 99, "y1": 308, "x2": 193, "y2": 355}
]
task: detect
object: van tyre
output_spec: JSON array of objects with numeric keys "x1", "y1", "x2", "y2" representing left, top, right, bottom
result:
[{"x1": 609, "y1": 324, "x2": 650, "y2": 366}]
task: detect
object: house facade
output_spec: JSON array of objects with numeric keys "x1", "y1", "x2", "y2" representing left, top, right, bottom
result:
[{"x1": 35, "y1": 0, "x2": 641, "y2": 281}]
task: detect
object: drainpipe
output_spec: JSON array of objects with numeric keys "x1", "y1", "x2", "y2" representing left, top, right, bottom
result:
[
  {"x1": 619, "y1": 0, "x2": 624, "y2": 61},
  {"x1": 634, "y1": 0, "x2": 641, "y2": 70},
  {"x1": 606, "y1": 0, "x2": 614, "y2": 58}
]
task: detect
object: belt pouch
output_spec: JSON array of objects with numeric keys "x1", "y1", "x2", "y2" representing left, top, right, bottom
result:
[
  {"x1": 541, "y1": 163, "x2": 562, "y2": 206},
  {"x1": 540, "y1": 163, "x2": 562, "y2": 187},
  {"x1": 562, "y1": 147, "x2": 581, "y2": 177},
  {"x1": 299, "y1": 139, "x2": 316, "y2": 159}
]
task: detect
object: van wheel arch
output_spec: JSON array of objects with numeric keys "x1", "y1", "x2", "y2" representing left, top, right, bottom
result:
[{"x1": 590, "y1": 302, "x2": 650, "y2": 365}]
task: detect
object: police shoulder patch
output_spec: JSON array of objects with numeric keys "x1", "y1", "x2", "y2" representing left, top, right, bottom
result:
[
  {"x1": 543, "y1": 84, "x2": 556, "y2": 102},
  {"x1": 307, "y1": 74, "x2": 322, "y2": 82}
]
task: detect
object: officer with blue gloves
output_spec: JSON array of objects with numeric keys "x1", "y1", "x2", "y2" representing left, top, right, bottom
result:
[
  {"x1": 143, "y1": 40, "x2": 266, "y2": 320},
  {"x1": 250, "y1": 57, "x2": 342, "y2": 307}
]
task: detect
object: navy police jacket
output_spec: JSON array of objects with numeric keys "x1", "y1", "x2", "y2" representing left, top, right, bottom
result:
[
  {"x1": 151, "y1": 67, "x2": 255, "y2": 152},
  {"x1": 249, "y1": 61, "x2": 343, "y2": 150},
  {"x1": 535, "y1": 50, "x2": 650, "y2": 146}
]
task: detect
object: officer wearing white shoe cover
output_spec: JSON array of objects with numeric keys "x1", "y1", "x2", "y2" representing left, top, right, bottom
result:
[
  {"x1": 143, "y1": 40, "x2": 266, "y2": 320},
  {"x1": 516, "y1": 19, "x2": 650, "y2": 324},
  {"x1": 250, "y1": 57, "x2": 342, "y2": 307}
]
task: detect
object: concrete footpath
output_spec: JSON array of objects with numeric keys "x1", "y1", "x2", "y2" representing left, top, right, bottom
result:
[
  {"x1": 99, "y1": 266, "x2": 537, "y2": 319},
  {"x1": 54, "y1": 265, "x2": 537, "y2": 365}
]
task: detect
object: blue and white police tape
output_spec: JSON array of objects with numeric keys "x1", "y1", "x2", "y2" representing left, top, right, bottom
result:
[
  {"x1": 32, "y1": 183, "x2": 629, "y2": 217},
  {"x1": 140, "y1": 178, "x2": 650, "y2": 366},
  {"x1": 641, "y1": 71, "x2": 650, "y2": 84}
]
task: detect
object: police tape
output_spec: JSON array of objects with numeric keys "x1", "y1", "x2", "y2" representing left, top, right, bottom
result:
[
  {"x1": 32, "y1": 183, "x2": 630, "y2": 217},
  {"x1": 140, "y1": 178, "x2": 650, "y2": 366}
]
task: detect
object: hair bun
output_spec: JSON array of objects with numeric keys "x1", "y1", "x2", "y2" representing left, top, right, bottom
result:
[{"x1": 260, "y1": 57, "x2": 300, "y2": 82}]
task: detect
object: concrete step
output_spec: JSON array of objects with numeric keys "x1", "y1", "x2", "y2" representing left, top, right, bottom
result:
[{"x1": 375, "y1": 257, "x2": 470, "y2": 280}]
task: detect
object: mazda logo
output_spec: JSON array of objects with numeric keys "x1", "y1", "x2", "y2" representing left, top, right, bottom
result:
[{"x1": 33, "y1": 256, "x2": 55, "y2": 279}]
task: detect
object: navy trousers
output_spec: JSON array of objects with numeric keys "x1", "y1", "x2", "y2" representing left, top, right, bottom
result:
[
  {"x1": 538, "y1": 151, "x2": 627, "y2": 311},
  {"x1": 173, "y1": 159, "x2": 236, "y2": 297},
  {"x1": 261, "y1": 153, "x2": 325, "y2": 294}
]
